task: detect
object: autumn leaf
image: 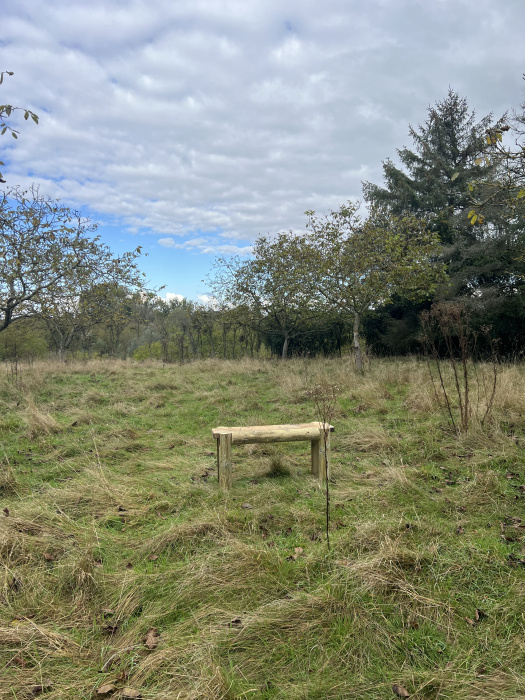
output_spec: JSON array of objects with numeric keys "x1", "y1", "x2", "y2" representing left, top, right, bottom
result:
[
  {"x1": 143, "y1": 627, "x2": 160, "y2": 649},
  {"x1": 43, "y1": 552, "x2": 56, "y2": 562},
  {"x1": 122, "y1": 689, "x2": 142, "y2": 699},
  {"x1": 392, "y1": 684, "x2": 410, "y2": 698},
  {"x1": 241, "y1": 503, "x2": 253, "y2": 509},
  {"x1": 96, "y1": 684, "x2": 116, "y2": 695},
  {"x1": 8, "y1": 655, "x2": 26, "y2": 668}
]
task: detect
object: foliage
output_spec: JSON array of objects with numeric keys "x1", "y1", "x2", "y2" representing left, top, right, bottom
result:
[
  {"x1": 420, "y1": 302, "x2": 498, "y2": 433},
  {"x1": 0, "y1": 70, "x2": 39, "y2": 183},
  {"x1": 0, "y1": 186, "x2": 144, "y2": 334},
  {"x1": 208, "y1": 233, "x2": 322, "y2": 358},
  {"x1": 468, "y1": 76, "x2": 525, "y2": 219},
  {"x1": 361, "y1": 90, "x2": 525, "y2": 357},
  {"x1": 363, "y1": 89, "x2": 493, "y2": 246},
  {"x1": 304, "y1": 203, "x2": 447, "y2": 369}
]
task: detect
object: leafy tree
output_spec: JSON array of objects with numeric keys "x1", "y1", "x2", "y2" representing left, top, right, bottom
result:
[
  {"x1": 304, "y1": 203, "x2": 446, "y2": 370},
  {"x1": 0, "y1": 71, "x2": 39, "y2": 183},
  {"x1": 468, "y1": 76, "x2": 525, "y2": 219},
  {"x1": 361, "y1": 90, "x2": 525, "y2": 356},
  {"x1": 363, "y1": 89, "x2": 493, "y2": 246},
  {"x1": 0, "y1": 186, "x2": 144, "y2": 334},
  {"x1": 208, "y1": 232, "x2": 320, "y2": 359}
]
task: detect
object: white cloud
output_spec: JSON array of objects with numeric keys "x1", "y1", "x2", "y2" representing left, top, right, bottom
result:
[
  {"x1": 2, "y1": 0, "x2": 525, "y2": 258},
  {"x1": 158, "y1": 236, "x2": 252, "y2": 256},
  {"x1": 164, "y1": 292, "x2": 185, "y2": 302},
  {"x1": 197, "y1": 294, "x2": 218, "y2": 308}
]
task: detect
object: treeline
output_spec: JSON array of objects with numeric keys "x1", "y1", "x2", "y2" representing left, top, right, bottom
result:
[
  {"x1": 0, "y1": 295, "x2": 356, "y2": 362},
  {"x1": 1, "y1": 87, "x2": 525, "y2": 364},
  {"x1": 206, "y1": 89, "x2": 525, "y2": 362}
]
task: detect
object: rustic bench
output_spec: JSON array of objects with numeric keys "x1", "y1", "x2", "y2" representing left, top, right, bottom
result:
[{"x1": 211, "y1": 422, "x2": 334, "y2": 489}]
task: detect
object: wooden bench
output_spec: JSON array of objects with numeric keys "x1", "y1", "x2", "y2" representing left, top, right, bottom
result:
[{"x1": 211, "y1": 422, "x2": 334, "y2": 489}]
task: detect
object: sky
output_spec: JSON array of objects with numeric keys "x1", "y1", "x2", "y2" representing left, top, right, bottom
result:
[{"x1": 2, "y1": 0, "x2": 525, "y2": 302}]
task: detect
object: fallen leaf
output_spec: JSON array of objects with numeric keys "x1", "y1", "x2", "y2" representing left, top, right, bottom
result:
[
  {"x1": 241, "y1": 503, "x2": 253, "y2": 509},
  {"x1": 465, "y1": 617, "x2": 476, "y2": 626},
  {"x1": 97, "y1": 684, "x2": 116, "y2": 695},
  {"x1": 122, "y1": 689, "x2": 142, "y2": 699},
  {"x1": 8, "y1": 655, "x2": 26, "y2": 667},
  {"x1": 456, "y1": 526, "x2": 465, "y2": 535},
  {"x1": 392, "y1": 684, "x2": 410, "y2": 698},
  {"x1": 148, "y1": 554, "x2": 159, "y2": 561},
  {"x1": 143, "y1": 627, "x2": 160, "y2": 649},
  {"x1": 475, "y1": 608, "x2": 487, "y2": 621},
  {"x1": 43, "y1": 552, "x2": 55, "y2": 562},
  {"x1": 294, "y1": 547, "x2": 304, "y2": 555},
  {"x1": 167, "y1": 444, "x2": 175, "y2": 449}
]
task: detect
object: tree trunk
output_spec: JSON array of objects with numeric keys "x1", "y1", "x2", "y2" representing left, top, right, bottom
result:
[
  {"x1": 353, "y1": 313, "x2": 363, "y2": 371},
  {"x1": 281, "y1": 333, "x2": 290, "y2": 359}
]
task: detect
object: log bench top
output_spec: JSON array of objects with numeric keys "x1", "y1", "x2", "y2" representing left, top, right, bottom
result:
[{"x1": 212, "y1": 422, "x2": 334, "y2": 444}]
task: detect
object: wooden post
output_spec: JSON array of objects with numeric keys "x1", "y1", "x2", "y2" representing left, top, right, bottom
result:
[
  {"x1": 319, "y1": 428, "x2": 331, "y2": 483},
  {"x1": 311, "y1": 439, "x2": 320, "y2": 478},
  {"x1": 217, "y1": 432, "x2": 232, "y2": 489}
]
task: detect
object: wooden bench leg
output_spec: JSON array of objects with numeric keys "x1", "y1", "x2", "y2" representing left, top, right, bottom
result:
[
  {"x1": 217, "y1": 432, "x2": 233, "y2": 489},
  {"x1": 319, "y1": 430, "x2": 331, "y2": 484},
  {"x1": 311, "y1": 439, "x2": 320, "y2": 478}
]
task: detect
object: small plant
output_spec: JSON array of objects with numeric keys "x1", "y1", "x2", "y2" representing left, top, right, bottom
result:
[
  {"x1": 265, "y1": 453, "x2": 291, "y2": 478},
  {"x1": 420, "y1": 302, "x2": 498, "y2": 433},
  {"x1": 308, "y1": 382, "x2": 340, "y2": 550},
  {"x1": 0, "y1": 452, "x2": 17, "y2": 495}
]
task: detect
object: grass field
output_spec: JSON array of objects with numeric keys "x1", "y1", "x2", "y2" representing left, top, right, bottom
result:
[{"x1": 0, "y1": 356, "x2": 524, "y2": 699}]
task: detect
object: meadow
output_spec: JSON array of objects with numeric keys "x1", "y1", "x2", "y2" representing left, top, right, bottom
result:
[{"x1": 0, "y1": 356, "x2": 524, "y2": 699}]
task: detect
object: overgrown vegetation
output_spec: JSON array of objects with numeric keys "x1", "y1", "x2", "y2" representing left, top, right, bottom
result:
[{"x1": 0, "y1": 356, "x2": 523, "y2": 699}]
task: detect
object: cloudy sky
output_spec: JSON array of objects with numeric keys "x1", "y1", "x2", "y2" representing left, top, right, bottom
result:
[{"x1": 2, "y1": 0, "x2": 524, "y2": 301}]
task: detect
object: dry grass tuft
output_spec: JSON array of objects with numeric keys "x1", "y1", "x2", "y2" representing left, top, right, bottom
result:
[
  {"x1": 338, "y1": 425, "x2": 398, "y2": 453},
  {"x1": 144, "y1": 520, "x2": 230, "y2": 556},
  {"x1": 23, "y1": 398, "x2": 61, "y2": 438}
]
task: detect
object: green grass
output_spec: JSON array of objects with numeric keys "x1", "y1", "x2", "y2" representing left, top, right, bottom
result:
[{"x1": 0, "y1": 356, "x2": 524, "y2": 699}]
